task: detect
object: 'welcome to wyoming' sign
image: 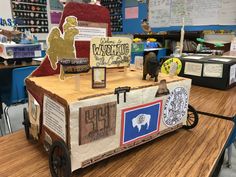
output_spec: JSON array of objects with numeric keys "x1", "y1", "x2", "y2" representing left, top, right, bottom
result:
[{"x1": 90, "y1": 37, "x2": 132, "y2": 68}]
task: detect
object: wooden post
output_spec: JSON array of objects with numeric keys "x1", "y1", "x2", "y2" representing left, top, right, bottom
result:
[
  {"x1": 59, "y1": 65, "x2": 65, "y2": 80},
  {"x1": 75, "y1": 74, "x2": 80, "y2": 91}
]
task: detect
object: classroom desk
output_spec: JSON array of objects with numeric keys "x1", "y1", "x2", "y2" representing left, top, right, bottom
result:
[
  {"x1": 0, "y1": 61, "x2": 40, "y2": 118},
  {"x1": 0, "y1": 114, "x2": 233, "y2": 177},
  {"x1": 190, "y1": 85, "x2": 236, "y2": 117}
]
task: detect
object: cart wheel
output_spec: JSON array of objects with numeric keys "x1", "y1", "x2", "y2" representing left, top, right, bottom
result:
[
  {"x1": 183, "y1": 104, "x2": 199, "y2": 129},
  {"x1": 22, "y1": 108, "x2": 31, "y2": 139},
  {"x1": 49, "y1": 140, "x2": 71, "y2": 177}
]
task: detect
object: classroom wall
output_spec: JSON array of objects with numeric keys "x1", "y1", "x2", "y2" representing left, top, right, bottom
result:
[{"x1": 122, "y1": 0, "x2": 236, "y2": 34}]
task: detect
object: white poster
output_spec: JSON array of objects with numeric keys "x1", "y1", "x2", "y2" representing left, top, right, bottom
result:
[
  {"x1": 43, "y1": 95, "x2": 66, "y2": 141},
  {"x1": 149, "y1": 0, "x2": 171, "y2": 27},
  {"x1": 229, "y1": 64, "x2": 236, "y2": 85},
  {"x1": 184, "y1": 62, "x2": 202, "y2": 76},
  {"x1": 0, "y1": 0, "x2": 14, "y2": 30},
  {"x1": 203, "y1": 63, "x2": 223, "y2": 78}
]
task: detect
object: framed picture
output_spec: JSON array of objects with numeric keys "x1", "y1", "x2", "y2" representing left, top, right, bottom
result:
[{"x1": 92, "y1": 67, "x2": 106, "y2": 88}]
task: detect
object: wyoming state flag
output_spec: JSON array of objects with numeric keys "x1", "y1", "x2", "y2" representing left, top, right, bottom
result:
[{"x1": 121, "y1": 100, "x2": 162, "y2": 146}]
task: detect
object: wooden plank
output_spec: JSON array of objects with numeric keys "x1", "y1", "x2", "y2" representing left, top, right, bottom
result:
[
  {"x1": 0, "y1": 114, "x2": 233, "y2": 177},
  {"x1": 190, "y1": 85, "x2": 236, "y2": 117}
]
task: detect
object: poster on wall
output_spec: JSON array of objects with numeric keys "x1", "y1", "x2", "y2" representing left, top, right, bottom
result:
[
  {"x1": 0, "y1": 0, "x2": 14, "y2": 30},
  {"x1": 120, "y1": 100, "x2": 162, "y2": 146},
  {"x1": 125, "y1": 7, "x2": 139, "y2": 19},
  {"x1": 90, "y1": 37, "x2": 132, "y2": 67}
]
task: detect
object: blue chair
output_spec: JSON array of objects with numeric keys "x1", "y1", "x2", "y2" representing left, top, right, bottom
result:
[
  {"x1": 157, "y1": 48, "x2": 167, "y2": 62},
  {"x1": 1, "y1": 66, "x2": 37, "y2": 133}
]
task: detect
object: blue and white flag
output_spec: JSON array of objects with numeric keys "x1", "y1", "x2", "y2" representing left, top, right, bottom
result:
[{"x1": 121, "y1": 100, "x2": 162, "y2": 145}]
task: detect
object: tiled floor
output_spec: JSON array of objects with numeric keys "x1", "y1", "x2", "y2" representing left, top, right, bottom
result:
[{"x1": 0, "y1": 103, "x2": 235, "y2": 177}]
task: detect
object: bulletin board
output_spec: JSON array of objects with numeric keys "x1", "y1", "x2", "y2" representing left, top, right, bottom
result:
[{"x1": 149, "y1": 0, "x2": 236, "y2": 28}]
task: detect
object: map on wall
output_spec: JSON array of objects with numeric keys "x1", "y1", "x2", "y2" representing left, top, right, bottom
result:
[{"x1": 149, "y1": 0, "x2": 236, "y2": 27}]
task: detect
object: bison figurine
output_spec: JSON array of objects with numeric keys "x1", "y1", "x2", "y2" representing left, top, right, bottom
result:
[{"x1": 143, "y1": 52, "x2": 159, "y2": 82}]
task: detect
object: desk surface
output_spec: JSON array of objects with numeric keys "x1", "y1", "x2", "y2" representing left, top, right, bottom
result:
[
  {"x1": 0, "y1": 114, "x2": 233, "y2": 177},
  {"x1": 0, "y1": 61, "x2": 40, "y2": 70},
  {"x1": 0, "y1": 82, "x2": 234, "y2": 176},
  {"x1": 190, "y1": 85, "x2": 236, "y2": 117}
]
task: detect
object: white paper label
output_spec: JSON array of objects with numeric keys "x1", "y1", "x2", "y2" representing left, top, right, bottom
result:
[
  {"x1": 34, "y1": 50, "x2": 41, "y2": 57},
  {"x1": 230, "y1": 40, "x2": 236, "y2": 52},
  {"x1": 134, "y1": 56, "x2": 143, "y2": 70},
  {"x1": 184, "y1": 62, "x2": 202, "y2": 76},
  {"x1": 75, "y1": 27, "x2": 106, "y2": 41},
  {"x1": 43, "y1": 95, "x2": 66, "y2": 141},
  {"x1": 229, "y1": 64, "x2": 236, "y2": 85},
  {"x1": 203, "y1": 63, "x2": 223, "y2": 78}
]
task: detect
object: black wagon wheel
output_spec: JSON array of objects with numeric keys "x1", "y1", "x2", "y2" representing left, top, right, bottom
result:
[
  {"x1": 22, "y1": 108, "x2": 31, "y2": 139},
  {"x1": 49, "y1": 140, "x2": 71, "y2": 177},
  {"x1": 183, "y1": 104, "x2": 199, "y2": 129}
]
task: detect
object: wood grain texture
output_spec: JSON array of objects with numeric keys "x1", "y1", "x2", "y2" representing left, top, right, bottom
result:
[
  {"x1": 0, "y1": 115, "x2": 233, "y2": 177},
  {"x1": 190, "y1": 85, "x2": 236, "y2": 117},
  {"x1": 27, "y1": 70, "x2": 187, "y2": 103}
]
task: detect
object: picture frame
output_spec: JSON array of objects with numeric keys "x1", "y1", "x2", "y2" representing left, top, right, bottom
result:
[{"x1": 92, "y1": 67, "x2": 106, "y2": 88}]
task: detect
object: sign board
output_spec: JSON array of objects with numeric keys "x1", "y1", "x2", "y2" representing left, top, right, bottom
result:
[{"x1": 90, "y1": 37, "x2": 132, "y2": 67}]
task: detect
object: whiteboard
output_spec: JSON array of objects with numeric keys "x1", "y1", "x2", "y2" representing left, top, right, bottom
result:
[{"x1": 149, "y1": 0, "x2": 236, "y2": 28}]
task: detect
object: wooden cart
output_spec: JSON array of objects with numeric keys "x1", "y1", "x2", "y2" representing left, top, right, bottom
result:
[{"x1": 24, "y1": 70, "x2": 198, "y2": 177}]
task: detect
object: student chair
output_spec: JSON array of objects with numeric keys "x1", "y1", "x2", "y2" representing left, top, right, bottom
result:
[{"x1": 0, "y1": 66, "x2": 37, "y2": 134}]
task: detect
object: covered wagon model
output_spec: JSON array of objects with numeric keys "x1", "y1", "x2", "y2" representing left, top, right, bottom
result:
[
  {"x1": 24, "y1": 70, "x2": 198, "y2": 177},
  {"x1": 22, "y1": 2, "x2": 198, "y2": 177}
]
